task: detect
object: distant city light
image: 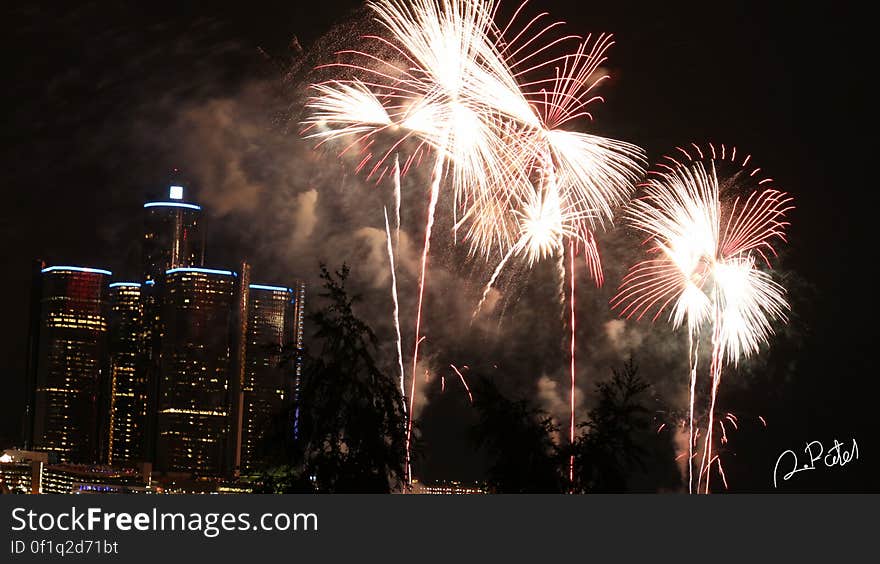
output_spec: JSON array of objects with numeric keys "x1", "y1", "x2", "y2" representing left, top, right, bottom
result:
[
  {"x1": 109, "y1": 282, "x2": 142, "y2": 288},
  {"x1": 169, "y1": 185, "x2": 184, "y2": 200},
  {"x1": 166, "y1": 267, "x2": 235, "y2": 277},
  {"x1": 144, "y1": 202, "x2": 201, "y2": 211},
  {"x1": 41, "y1": 266, "x2": 112, "y2": 276},
  {"x1": 144, "y1": 280, "x2": 156, "y2": 286},
  {"x1": 249, "y1": 284, "x2": 293, "y2": 293}
]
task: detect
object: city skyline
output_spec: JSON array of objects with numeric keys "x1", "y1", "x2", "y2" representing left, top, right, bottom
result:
[{"x1": 11, "y1": 184, "x2": 306, "y2": 492}]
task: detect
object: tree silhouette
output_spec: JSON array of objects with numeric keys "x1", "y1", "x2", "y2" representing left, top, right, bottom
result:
[
  {"x1": 470, "y1": 361, "x2": 680, "y2": 494},
  {"x1": 258, "y1": 264, "x2": 407, "y2": 493},
  {"x1": 471, "y1": 377, "x2": 565, "y2": 493},
  {"x1": 572, "y1": 359, "x2": 680, "y2": 493}
]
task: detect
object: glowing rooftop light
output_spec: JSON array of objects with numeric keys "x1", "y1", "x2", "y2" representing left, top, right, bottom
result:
[
  {"x1": 144, "y1": 202, "x2": 201, "y2": 211},
  {"x1": 169, "y1": 185, "x2": 184, "y2": 200},
  {"x1": 41, "y1": 266, "x2": 112, "y2": 276},
  {"x1": 109, "y1": 282, "x2": 142, "y2": 288},
  {"x1": 144, "y1": 280, "x2": 156, "y2": 286},
  {"x1": 166, "y1": 267, "x2": 236, "y2": 277},
  {"x1": 249, "y1": 284, "x2": 293, "y2": 293}
]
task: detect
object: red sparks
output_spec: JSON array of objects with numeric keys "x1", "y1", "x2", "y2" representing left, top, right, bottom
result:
[{"x1": 450, "y1": 364, "x2": 473, "y2": 405}]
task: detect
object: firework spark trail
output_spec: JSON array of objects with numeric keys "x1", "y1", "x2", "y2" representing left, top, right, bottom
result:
[
  {"x1": 687, "y1": 330, "x2": 699, "y2": 494},
  {"x1": 725, "y1": 413, "x2": 738, "y2": 429},
  {"x1": 388, "y1": 157, "x2": 409, "y2": 485},
  {"x1": 613, "y1": 146, "x2": 793, "y2": 493},
  {"x1": 568, "y1": 238, "x2": 576, "y2": 485},
  {"x1": 407, "y1": 334, "x2": 425, "y2": 484},
  {"x1": 384, "y1": 208, "x2": 405, "y2": 402},
  {"x1": 450, "y1": 364, "x2": 474, "y2": 404},
  {"x1": 582, "y1": 230, "x2": 604, "y2": 287},
  {"x1": 407, "y1": 132, "x2": 448, "y2": 485},
  {"x1": 717, "y1": 457, "x2": 729, "y2": 489},
  {"x1": 556, "y1": 244, "x2": 567, "y2": 314},
  {"x1": 393, "y1": 155, "x2": 402, "y2": 247},
  {"x1": 472, "y1": 243, "x2": 519, "y2": 321},
  {"x1": 702, "y1": 256, "x2": 789, "y2": 491}
]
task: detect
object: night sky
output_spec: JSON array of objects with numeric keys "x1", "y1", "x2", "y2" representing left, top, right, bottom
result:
[{"x1": 1, "y1": 0, "x2": 873, "y2": 491}]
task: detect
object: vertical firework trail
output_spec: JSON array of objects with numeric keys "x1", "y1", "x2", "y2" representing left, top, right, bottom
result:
[
  {"x1": 384, "y1": 207, "x2": 405, "y2": 401},
  {"x1": 407, "y1": 129, "x2": 449, "y2": 485},
  {"x1": 687, "y1": 330, "x2": 700, "y2": 494},
  {"x1": 393, "y1": 155, "x2": 401, "y2": 248},
  {"x1": 389, "y1": 157, "x2": 405, "y2": 418},
  {"x1": 699, "y1": 298, "x2": 724, "y2": 493},
  {"x1": 556, "y1": 246, "x2": 567, "y2": 314},
  {"x1": 387, "y1": 157, "x2": 408, "y2": 485},
  {"x1": 472, "y1": 244, "x2": 518, "y2": 321},
  {"x1": 568, "y1": 239, "x2": 577, "y2": 485}
]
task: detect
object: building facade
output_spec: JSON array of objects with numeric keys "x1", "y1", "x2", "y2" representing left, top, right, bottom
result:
[
  {"x1": 290, "y1": 281, "x2": 306, "y2": 439},
  {"x1": 142, "y1": 186, "x2": 206, "y2": 464},
  {"x1": 106, "y1": 282, "x2": 147, "y2": 466},
  {"x1": 239, "y1": 284, "x2": 296, "y2": 476},
  {"x1": 41, "y1": 463, "x2": 151, "y2": 494},
  {"x1": 0, "y1": 450, "x2": 47, "y2": 494},
  {"x1": 155, "y1": 267, "x2": 240, "y2": 477},
  {"x1": 30, "y1": 266, "x2": 111, "y2": 464}
]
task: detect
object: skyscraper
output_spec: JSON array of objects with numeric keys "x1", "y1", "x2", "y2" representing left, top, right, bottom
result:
[
  {"x1": 142, "y1": 184, "x2": 205, "y2": 465},
  {"x1": 155, "y1": 267, "x2": 240, "y2": 476},
  {"x1": 291, "y1": 281, "x2": 306, "y2": 439},
  {"x1": 30, "y1": 265, "x2": 111, "y2": 463},
  {"x1": 291, "y1": 281, "x2": 306, "y2": 358},
  {"x1": 106, "y1": 282, "x2": 147, "y2": 466},
  {"x1": 239, "y1": 284, "x2": 296, "y2": 476},
  {"x1": 142, "y1": 186, "x2": 205, "y2": 283}
]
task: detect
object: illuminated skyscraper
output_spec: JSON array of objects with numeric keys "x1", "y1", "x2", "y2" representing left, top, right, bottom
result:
[
  {"x1": 141, "y1": 184, "x2": 205, "y2": 463},
  {"x1": 155, "y1": 267, "x2": 241, "y2": 476},
  {"x1": 291, "y1": 281, "x2": 306, "y2": 361},
  {"x1": 238, "y1": 284, "x2": 296, "y2": 475},
  {"x1": 291, "y1": 281, "x2": 306, "y2": 439},
  {"x1": 30, "y1": 265, "x2": 111, "y2": 463},
  {"x1": 142, "y1": 185, "x2": 205, "y2": 283},
  {"x1": 106, "y1": 282, "x2": 147, "y2": 466}
]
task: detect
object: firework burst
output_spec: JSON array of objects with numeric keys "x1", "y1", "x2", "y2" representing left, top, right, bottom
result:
[
  {"x1": 304, "y1": 0, "x2": 644, "y2": 489},
  {"x1": 304, "y1": 0, "x2": 518, "y2": 485},
  {"x1": 612, "y1": 143, "x2": 793, "y2": 493}
]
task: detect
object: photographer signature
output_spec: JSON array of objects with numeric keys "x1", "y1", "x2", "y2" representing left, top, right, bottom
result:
[{"x1": 773, "y1": 438, "x2": 859, "y2": 488}]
